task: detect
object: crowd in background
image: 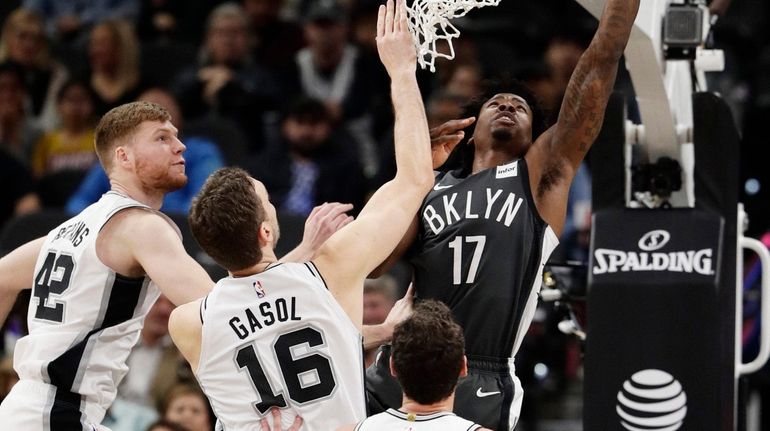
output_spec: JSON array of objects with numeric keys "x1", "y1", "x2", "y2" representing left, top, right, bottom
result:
[{"x1": 0, "y1": 0, "x2": 768, "y2": 430}]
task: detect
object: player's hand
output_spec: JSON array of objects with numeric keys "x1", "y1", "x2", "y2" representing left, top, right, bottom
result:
[
  {"x1": 376, "y1": 0, "x2": 417, "y2": 77},
  {"x1": 430, "y1": 117, "x2": 476, "y2": 169},
  {"x1": 301, "y1": 202, "x2": 355, "y2": 253},
  {"x1": 383, "y1": 283, "x2": 414, "y2": 334},
  {"x1": 260, "y1": 408, "x2": 303, "y2": 431}
]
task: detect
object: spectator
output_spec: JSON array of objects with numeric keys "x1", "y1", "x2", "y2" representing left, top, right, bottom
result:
[
  {"x1": 0, "y1": 147, "x2": 38, "y2": 230},
  {"x1": 363, "y1": 276, "x2": 398, "y2": 367},
  {"x1": 30, "y1": 79, "x2": 97, "y2": 178},
  {"x1": 146, "y1": 419, "x2": 189, "y2": 431},
  {"x1": 162, "y1": 384, "x2": 213, "y2": 431},
  {"x1": 286, "y1": 0, "x2": 383, "y2": 178},
  {"x1": 0, "y1": 61, "x2": 41, "y2": 163},
  {"x1": 86, "y1": 19, "x2": 145, "y2": 114},
  {"x1": 0, "y1": 8, "x2": 68, "y2": 129},
  {"x1": 65, "y1": 87, "x2": 224, "y2": 215},
  {"x1": 242, "y1": 0, "x2": 304, "y2": 69},
  {"x1": 20, "y1": 0, "x2": 140, "y2": 43},
  {"x1": 172, "y1": 2, "x2": 280, "y2": 153},
  {"x1": 248, "y1": 97, "x2": 366, "y2": 217}
]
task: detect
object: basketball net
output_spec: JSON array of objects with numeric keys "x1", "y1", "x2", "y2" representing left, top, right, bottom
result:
[{"x1": 406, "y1": 0, "x2": 502, "y2": 72}]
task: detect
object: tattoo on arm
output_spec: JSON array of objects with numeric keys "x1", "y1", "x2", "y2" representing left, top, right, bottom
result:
[{"x1": 554, "y1": 0, "x2": 641, "y2": 162}]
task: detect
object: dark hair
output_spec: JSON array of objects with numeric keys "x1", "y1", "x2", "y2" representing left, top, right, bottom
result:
[
  {"x1": 0, "y1": 61, "x2": 26, "y2": 90},
  {"x1": 392, "y1": 300, "x2": 465, "y2": 405},
  {"x1": 189, "y1": 167, "x2": 266, "y2": 271},
  {"x1": 55, "y1": 78, "x2": 97, "y2": 104},
  {"x1": 94, "y1": 101, "x2": 170, "y2": 171},
  {"x1": 440, "y1": 79, "x2": 548, "y2": 175},
  {"x1": 282, "y1": 96, "x2": 330, "y2": 124}
]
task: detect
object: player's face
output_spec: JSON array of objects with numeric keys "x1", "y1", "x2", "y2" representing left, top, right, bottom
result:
[
  {"x1": 128, "y1": 120, "x2": 187, "y2": 193},
  {"x1": 164, "y1": 393, "x2": 210, "y2": 431},
  {"x1": 251, "y1": 178, "x2": 281, "y2": 244},
  {"x1": 473, "y1": 93, "x2": 533, "y2": 155}
]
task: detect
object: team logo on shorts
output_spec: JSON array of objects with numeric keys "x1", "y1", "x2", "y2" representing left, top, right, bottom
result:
[{"x1": 254, "y1": 281, "x2": 266, "y2": 298}]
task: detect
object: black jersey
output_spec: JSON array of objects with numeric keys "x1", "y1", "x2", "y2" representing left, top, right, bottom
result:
[{"x1": 410, "y1": 158, "x2": 559, "y2": 359}]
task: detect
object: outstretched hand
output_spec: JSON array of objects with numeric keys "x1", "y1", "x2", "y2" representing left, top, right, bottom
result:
[
  {"x1": 430, "y1": 117, "x2": 476, "y2": 169},
  {"x1": 260, "y1": 408, "x2": 303, "y2": 431},
  {"x1": 376, "y1": 0, "x2": 416, "y2": 77},
  {"x1": 302, "y1": 202, "x2": 354, "y2": 251}
]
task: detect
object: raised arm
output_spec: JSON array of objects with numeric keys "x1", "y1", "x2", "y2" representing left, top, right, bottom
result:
[
  {"x1": 313, "y1": 0, "x2": 433, "y2": 328},
  {"x1": 527, "y1": 0, "x2": 640, "y2": 235}
]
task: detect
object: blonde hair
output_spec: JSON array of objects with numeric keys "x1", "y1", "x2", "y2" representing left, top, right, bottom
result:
[
  {"x1": 94, "y1": 101, "x2": 170, "y2": 171},
  {"x1": 0, "y1": 8, "x2": 49, "y2": 67},
  {"x1": 90, "y1": 20, "x2": 140, "y2": 95}
]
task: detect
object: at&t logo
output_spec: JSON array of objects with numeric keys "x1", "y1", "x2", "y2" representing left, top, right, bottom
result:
[{"x1": 616, "y1": 369, "x2": 687, "y2": 430}]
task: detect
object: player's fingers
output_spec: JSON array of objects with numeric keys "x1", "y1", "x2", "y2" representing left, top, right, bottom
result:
[
  {"x1": 260, "y1": 417, "x2": 269, "y2": 430},
  {"x1": 385, "y1": 0, "x2": 394, "y2": 34},
  {"x1": 404, "y1": 283, "x2": 415, "y2": 300},
  {"x1": 326, "y1": 202, "x2": 354, "y2": 218},
  {"x1": 376, "y1": 4, "x2": 385, "y2": 39},
  {"x1": 271, "y1": 408, "x2": 281, "y2": 430},
  {"x1": 394, "y1": 0, "x2": 402, "y2": 32},
  {"x1": 289, "y1": 416, "x2": 303, "y2": 431},
  {"x1": 431, "y1": 133, "x2": 464, "y2": 146},
  {"x1": 397, "y1": 0, "x2": 408, "y2": 33},
  {"x1": 441, "y1": 117, "x2": 476, "y2": 133}
]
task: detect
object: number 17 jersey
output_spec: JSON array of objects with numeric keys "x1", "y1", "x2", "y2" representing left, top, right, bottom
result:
[
  {"x1": 196, "y1": 262, "x2": 366, "y2": 431},
  {"x1": 411, "y1": 159, "x2": 559, "y2": 359}
]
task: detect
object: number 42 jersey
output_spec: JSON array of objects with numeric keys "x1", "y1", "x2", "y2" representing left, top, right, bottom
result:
[{"x1": 196, "y1": 263, "x2": 366, "y2": 431}]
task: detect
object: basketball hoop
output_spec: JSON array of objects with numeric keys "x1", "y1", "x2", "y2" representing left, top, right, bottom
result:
[{"x1": 406, "y1": 0, "x2": 501, "y2": 72}]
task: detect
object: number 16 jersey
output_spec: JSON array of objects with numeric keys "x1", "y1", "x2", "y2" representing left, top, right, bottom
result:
[{"x1": 196, "y1": 262, "x2": 366, "y2": 431}]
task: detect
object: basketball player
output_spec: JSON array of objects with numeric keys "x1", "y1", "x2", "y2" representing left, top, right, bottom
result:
[
  {"x1": 367, "y1": 0, "x2": 642, "y2": 428},
  {"x1": 167, "y1": 1, "x2": 433, "y2": 430},
  {"x1": 0, "y1": 101, "x2": 215, "y2": 430},
  {"x1": 0, "y1": 100, "x2": 345, "y2": 430},
  {"x1": 339, "y1": 300, "x2": 490, "y2": 431}
]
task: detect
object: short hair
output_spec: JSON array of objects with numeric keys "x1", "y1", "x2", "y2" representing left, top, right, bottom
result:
[
  {"x1": 94, "y1": 101, "x2": 170, "y2": 171},
  {"x1": 440, "y1": 79, "x2": 548, "y2": 175},
  {"x1": 282, "y1": 97, "x2": 330, "y2": 124},
  {"x1": 392, "y1": 300, "x2": 465, "y2": 405},
  {"x1": 363, "y1": 275, "x2": 398, "y2": 303},
  {"x1": 189, "y1": 167, "x2": 266, "y2": 271}
]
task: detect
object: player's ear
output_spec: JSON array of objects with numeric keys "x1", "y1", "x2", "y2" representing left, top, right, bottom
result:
[
  {"x1": 459, "y1": 355, "x2": 468, "y2": 378},
  {"x1": 258, "y1": 221, "x2": 273, "y2": 245},
  {"x1": 115, "y1": 145, "x2": 130, "y2": 168},
  {"x1": 389, "y1": 356, "x2": 397, "y2": 378}
]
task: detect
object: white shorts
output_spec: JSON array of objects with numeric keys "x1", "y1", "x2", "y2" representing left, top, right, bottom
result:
[{"x1": 0, "y1": 380, "x2": 111, "y2": 431}]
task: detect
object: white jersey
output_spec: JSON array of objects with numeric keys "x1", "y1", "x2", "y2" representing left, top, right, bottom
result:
[
  {"x1": 196, "y1": 263, "x2": 366, "y2": 431},
  {"x1": 11, "y1": 191, "x2": 164, "y2": 424},
  {"x1": 355, "y1": 409, "x2": 483, "y2": 431}
]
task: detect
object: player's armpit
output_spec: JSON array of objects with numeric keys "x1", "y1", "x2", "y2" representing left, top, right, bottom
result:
[
  {"x1": 168, "y1": 299, "x2": 203, "y2": 371},
  {"x1": 118, "y1": 211, "x2": 214, "y2": 305},
  {"x1": 0, "y1": 237, "x2": 45, "y2": 325}
]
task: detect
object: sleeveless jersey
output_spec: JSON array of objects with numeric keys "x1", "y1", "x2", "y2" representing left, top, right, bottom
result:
[
  {"x1": 354, "y1": 409, "x2": 482, "y2": 431},
  {"x1": 196, "y1": 262, "x2": 366, "y2": 431},
  {"x1": 411, "y1": 159, "x2": 559, "y2": 359},
  {"x1": 13, "y1": 191, "x2": 164, "y2": 423}
]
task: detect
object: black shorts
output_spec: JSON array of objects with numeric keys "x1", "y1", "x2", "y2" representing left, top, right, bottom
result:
[{"x1": 365, "y1": 345, "x2": 521, "y2": 430}]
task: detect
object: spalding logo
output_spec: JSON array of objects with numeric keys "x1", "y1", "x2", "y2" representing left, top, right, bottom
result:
[
  {"x1": 616, "y1": 369, "x2": 687, "y2": 431},
  {"x1": 638, "y1": 230, "x2": 671, "y2": 251}
]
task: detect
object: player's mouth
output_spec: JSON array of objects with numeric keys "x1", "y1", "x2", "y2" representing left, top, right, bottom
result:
[{"x1": 493, "y1": 113, "x2": 517, "y2": 126}]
